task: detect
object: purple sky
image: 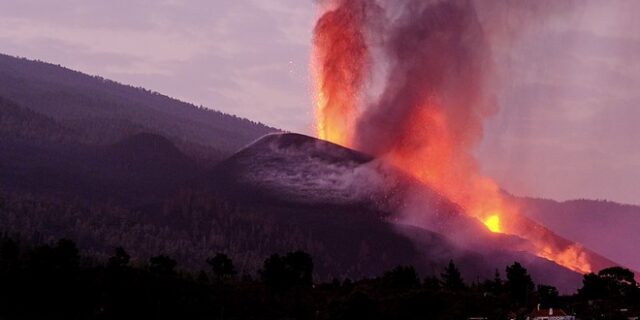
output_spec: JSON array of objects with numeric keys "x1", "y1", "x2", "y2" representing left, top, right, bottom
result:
[{"x1": 0, "y1": 0, "x2": 638, "y2": 205}]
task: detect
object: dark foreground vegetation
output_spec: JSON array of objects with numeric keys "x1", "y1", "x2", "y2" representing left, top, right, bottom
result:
[{"x1": 0, "y1": 236, "x2": 638, "y2": 320}]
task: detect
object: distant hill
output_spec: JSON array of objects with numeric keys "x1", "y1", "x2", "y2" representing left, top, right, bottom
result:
[
  {"x1": 0, "y1": 131, "x2": 201, "y2": 204},
  {"x1": 0, "y1": 53, "x2": 277, "y2": 163},
  {"x1": 0, "y1": 96, "x2": 77, "y2": 144}
]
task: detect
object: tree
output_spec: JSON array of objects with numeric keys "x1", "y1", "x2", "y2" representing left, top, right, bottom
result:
[
  {"x1": 283, "y1": 251, "x2": 313, "y2": 287},
  {"x1": 505, "y1": 262, "x2": 534, "y2": 307},
  {"x1": 0, "y1": 237, "x2": 19, "y2": 267},
  {"x1": 54, "y1": 239, "x2": 79, "y2": 271},
  {"x1": 598, "y1": 267, "x2": 636, "y2": 288},
  {"x1": 206, "y1": 253, "x2": 236, "y2": 281},
  {"x1": 382, "y1": 265, "x2": 420, "y2": 290},
  {"x1": 578, "y1": 272, "x2": 607, "y2": 300},
  {"x1": 441, "y1": 260, "x2": 465, "y2": 290},
  {"x1": 108, "y1": 247, "x2": 130, "y2": 268},
  {"x1": 423, "y1": 276, "x2": 441, "y2": 291},
  {"x1": 491, "y1": 269, "x2": 503, "y2": 295},
  {"x1": 260, "y1": 251, "x2": 313, "y2": 291},
  {"x1": 536, "y1": 284, "x2": 559, "y2": 308},
  {"x1": 579, "y1": 267, "x2": 637, "y2": 302},
  {"x1": 261, "y1": 254, "x2": 288, "y2": 292},
  {"x1": 339, "y1": 291, "x2": 377, "y2": 320},
  {"x1": 148, "y1": 255, "x2": 177, "y2": 276}
]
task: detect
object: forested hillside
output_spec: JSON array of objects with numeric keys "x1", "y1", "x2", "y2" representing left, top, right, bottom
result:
[{"x1": 0, "y1": 53, "x2": 276, "y2": 163}]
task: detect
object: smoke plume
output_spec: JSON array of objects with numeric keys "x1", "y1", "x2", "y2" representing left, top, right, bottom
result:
[{"x1": 312, "y1": 0, "x2": 620, "y2": 276}]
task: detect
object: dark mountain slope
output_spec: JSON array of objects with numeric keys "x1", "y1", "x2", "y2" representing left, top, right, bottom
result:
[
  {"x1": 0, "y1": 130, "x2": 202, "y2": 204},
  {"x1": 0, "y1": 96, "x2": 77, "y2": 144},
  {"x1": 209, "y1": 133, "x2": 584, "y2": 291},
  {"x1": 0, "y1": 53, "x2": 277, "y2": 161}
]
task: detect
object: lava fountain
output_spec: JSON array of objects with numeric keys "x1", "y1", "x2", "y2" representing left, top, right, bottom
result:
[
  {"x1": 312, "y1": 0, "x2": 370, "y2": 146},
  {"x1": 312, "y1": 0, "x2": 614, "y2": 275}
]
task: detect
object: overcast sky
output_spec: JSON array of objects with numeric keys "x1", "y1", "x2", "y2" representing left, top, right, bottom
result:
[{"x1": 0, "y1": 0, "x2": 638, "y2": 205}]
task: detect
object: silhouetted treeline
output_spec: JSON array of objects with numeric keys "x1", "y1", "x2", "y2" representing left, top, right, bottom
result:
[
  {"x1": 0, "y1": 235, "x2": 637, "y2": 320},
  {"x1": 0, "y1": 190, "x2": 423, "y2": 281}
]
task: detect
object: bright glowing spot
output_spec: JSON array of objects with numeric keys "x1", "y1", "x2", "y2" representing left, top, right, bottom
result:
[{"x1": 484, "y1": 215, "x2": 501, "y2": 233}]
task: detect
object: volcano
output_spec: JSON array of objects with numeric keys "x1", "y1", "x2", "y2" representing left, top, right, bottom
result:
[{"x1": 210, "y1": 132, "x2": 619, "y2": 292}]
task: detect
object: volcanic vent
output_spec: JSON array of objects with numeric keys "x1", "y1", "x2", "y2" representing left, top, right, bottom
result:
[{"x1": 211, "y1": 133, "x2": 608, "y2": 291}]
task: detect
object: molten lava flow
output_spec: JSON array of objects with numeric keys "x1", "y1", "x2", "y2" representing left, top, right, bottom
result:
[
  {"x1": 379, "y1": 105, "x2": 511, "y2": 236},
  {"x1": 312, "y1": 0, "x2": 369, "y2": 147},
  {"x1": 377, "y1": 105, "x2": 596, "y2": 274},
  {"x1": 484, "y1": 215, "x2": 501, "y2": 233}
]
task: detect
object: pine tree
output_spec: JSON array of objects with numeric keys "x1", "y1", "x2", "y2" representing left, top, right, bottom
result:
[{"x1": 441, "y1": 260, "x2": 465, "y2": 290}]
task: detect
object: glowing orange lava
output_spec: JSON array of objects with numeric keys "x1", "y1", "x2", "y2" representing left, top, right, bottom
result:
[
  {"x1": 484, "y1": 215, "x2": 501, "y2": 233},
  {"x1": 375, "y1": 104, "x2": 596, "y2": 274},
  {"x1": 312, "y1": 91, "x2": 599, "y2": 275},
  {"x1": 312, "y1": 2, "x2": 368, "y2": 147}
]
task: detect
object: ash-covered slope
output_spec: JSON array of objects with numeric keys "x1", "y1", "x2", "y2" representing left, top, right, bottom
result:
[
  {"x1": 210, "y1": 133, "x2": 587, "y2": 292},
  {"x1": 212, "y1": 133, "x2": 397, "y2": 205}
]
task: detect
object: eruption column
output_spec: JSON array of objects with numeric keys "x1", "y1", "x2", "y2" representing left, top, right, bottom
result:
[{"x1": 312, "y1": 0, "x2": 606, "y2": 275}]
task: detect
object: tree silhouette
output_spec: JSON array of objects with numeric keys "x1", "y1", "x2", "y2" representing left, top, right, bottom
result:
[
  {"x1": 283, "y1": 251, "x2": 313, "y2": 287},
  {"x1": 339, "y1": 291, "x2": 377, "y2": 320},
  {"x1": 108, "y1": 247, "x2": 130, "y2": 268},
  {"x1": 491, "y1": 269, "x2": 503, "y2": 295},
  {"x1": 0, "y1": 233, "x2": 636, "y2": 320},
  {"x1": 260, "y1": 251, "x2": 313, "y2": 291},
  {"x1": 54, "y1": 239, "x2": 79, "y2": 271},
  {"x1": 0, "y1": 237, "x2": 19, "y2": 268},
  {"x1": 206, "y1": 253, "x2": 235, "y2": 281},
  {"x1": 537, "y1": 284, "x2": 559, "y2": 308},
  {"x1": 382, "y1": 265, "x2": 420, "y2": 291},
  {"x1": 441, "y1": 260, "x2": 465, "y2": 290},
  {"x1": 505, "y1": 262, "x2": 534, "y2": 307},
  {"x1": 148, "y1": 255, "x2": 177, "y2": 276},
  {"x1": 579, "y1": 272, "x2": 607, "y2": 300},
  {"x1": 261, "y1": 254, "x2": 288, "y2": 291},
  {"x1": 580, "y1": 267, "x2": 637, "y2": 303},
  {"x1": 599, "y1": 266, "x2": 636, "y2": 287}
]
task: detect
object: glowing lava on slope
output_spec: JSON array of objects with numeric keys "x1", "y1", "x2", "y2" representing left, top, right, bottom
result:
[{"x1": 484, "y1": 215, "x2": 501, "y2": 233}]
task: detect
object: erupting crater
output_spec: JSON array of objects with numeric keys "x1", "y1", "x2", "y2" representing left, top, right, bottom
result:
[{"x1": 311, "y1": 0, "x2": 620, "y2": 276}]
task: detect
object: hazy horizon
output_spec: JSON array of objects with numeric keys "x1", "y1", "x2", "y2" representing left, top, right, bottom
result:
[{"x1": 1, "y1": 0, "x2": 638, "y2": 205}]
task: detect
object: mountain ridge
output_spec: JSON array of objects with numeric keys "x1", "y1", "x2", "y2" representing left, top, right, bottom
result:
[{"x1": 0, "y1": 53, "x2": 277, "y2": 161}]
